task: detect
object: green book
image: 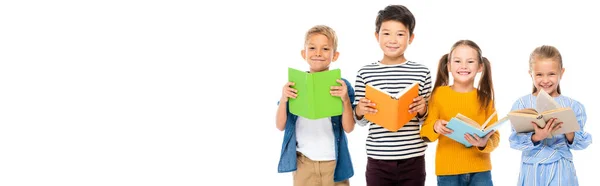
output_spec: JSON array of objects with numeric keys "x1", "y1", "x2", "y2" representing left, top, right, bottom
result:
[{"x1": 288, "y1": 67, "x2": 342, "y2": 119}]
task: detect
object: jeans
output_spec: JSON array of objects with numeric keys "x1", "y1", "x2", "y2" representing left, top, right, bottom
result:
[{"x1": 437, "y1": 171, "x2": 493, "y2": 186}]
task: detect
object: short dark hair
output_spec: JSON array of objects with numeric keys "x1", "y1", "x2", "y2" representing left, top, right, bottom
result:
[{"x1": 375, "y1": 5, "x2": 416, "y2": 36}]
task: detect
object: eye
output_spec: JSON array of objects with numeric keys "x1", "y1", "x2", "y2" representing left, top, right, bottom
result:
[
  {"x1": 454, "y1": 60, "x2": 461, "y2": 63},
  {"x1": 535, "y1": 74, "x2": 542, "y2": 76},
  {"x1": 397, "y1": 33, "x2": 404, "y2": 36},
  {"x1": 308, "y1": 47, "x2": 315, "y2": 50},
  {"x1": 383, "y1": 32, "x2": 390, "y2": 35},
  {"x1": 323, "y1": 48, "x2": 330, "y2": 51},
  {"x1": 468, "y1": 60, "x2": 475, "y2": 63},
  {"x1": 549, "y1": 73, "x2": 556, "y2": 76}
]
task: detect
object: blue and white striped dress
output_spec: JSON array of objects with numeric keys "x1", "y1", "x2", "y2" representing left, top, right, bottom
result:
[{"x1": 509, "y1": 94, "x2": 592, "y2": 186}]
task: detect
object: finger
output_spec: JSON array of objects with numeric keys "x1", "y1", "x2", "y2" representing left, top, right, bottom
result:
[
  {"x1": 464, "y1": 134, "x2": 477, "y2": 144},
  {"x1": 531, "y1": 122, "x2": 540, "y2": 131},
  {"x1": 286, "y1": 92, "x2": 297, "y2": 99},
  {"x1": 472, "y1": 134, "x2": 481, "y2": 141},
  {"x1": 485, "y1": 130, "x2": 495, "y2": 138},
  {"x1": 552, "y1": 122, "x2": 563, "y2": 132},
  {"x1": 336, "y1": 79, "x2": 346, "y2": 86},
  {"x1": 413, "y1": 96, "x2": 423, "y2": 102},
  {"x1": 545, "y1": 119, "x2": 556, "y2": 132},
  {"x1": 286, "y1": 82, "x2": 295, "y2": 87},
  {"x1": 286, "y1": 87, "x2": 298, "y2": 93},
  {"x1": 441, "y1": 126, "x2": 453, "y2": 134},
  {"x1": 410, "y1": 104, "x2": 425, "y2": 113}
]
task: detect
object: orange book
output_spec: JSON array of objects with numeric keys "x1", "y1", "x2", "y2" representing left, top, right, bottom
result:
[{"x1": 365, "y1": 82, "x2": 419, "y2": 132}]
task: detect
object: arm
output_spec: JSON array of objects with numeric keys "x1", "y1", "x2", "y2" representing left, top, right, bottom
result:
[
  {"x1": 353, "y1": 72, "x2": 370, "y2": 126},
  {"x1": 417, "y1": 70, "x2": 433, "y2": 120},
  {"x1": 276, "y1": 99, "x2": 287, "y2": 131},
  {"x1": 276, "y1": 82, "x2": 297, "y2": 131},
  {"x1": 508, "y1": 99, "x2": 542, "y2": 151},
  {"x1": 340, "y1": 79, "x2": 356, "y2": 133},
  {"x1": 565, "y1": 101, "x2": 592, "y2": 150},
  {"x1": 420, "y1": 92, "x2": 440, "y2": 142}
]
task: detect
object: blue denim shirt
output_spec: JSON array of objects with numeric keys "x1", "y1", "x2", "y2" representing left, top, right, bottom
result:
[{"x1": 277, "y1": 78, "x2": 355, "y2": 182}]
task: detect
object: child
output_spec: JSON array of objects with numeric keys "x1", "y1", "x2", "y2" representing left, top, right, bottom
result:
[
  {"x1": 276, "y1": 25, "x2": 355, "y2": 186},
  {"x1": 420, "y1": 40, "x2": 499, "y2": 186},
  {"x1": 353, "y1": 5, "x2": 432, "y2": 186},
  {"x1": 508, "y1": 45, "x2": 592, "y2": 186}
]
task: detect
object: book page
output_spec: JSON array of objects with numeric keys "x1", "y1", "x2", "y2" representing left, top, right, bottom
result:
[
  {"x1": 367, "y1": 84, "x2": 393, "y2": 98},
  {"x1": 455, "y1": 113, "x2": 482, "y2": 129},
  {"x1": 536, "y1": 89, "x2": 561, "y2": 112},
  {"x1": 480, "y1": 111, "x2": 497, "y2": 129},
  {"x1": 392, "y1": 82, "x2": 419, "y2": 99}
]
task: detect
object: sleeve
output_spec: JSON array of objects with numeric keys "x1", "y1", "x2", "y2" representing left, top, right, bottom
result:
[
  {"x1": 566, "y1": 100, "x2": 592, "y2": 150},
  {"x1": 478, "y1": 104, "x2": 500, "y2": 153},
  {"x1": 420, "y1": 90, "x2": 440, "y2": 142},
  {"x1": 417, "y1": 69, "x2": 433, "y2": 121},
  {"x1": 508, "y1": 98, "x2": 542, "y2": 151},
  {"x1": 353, "y1": 70, "x2": 370, "y2": 127}
]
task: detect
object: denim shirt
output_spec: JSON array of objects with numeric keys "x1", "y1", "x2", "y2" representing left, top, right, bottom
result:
[{"x1": 277, "y1": 78, "x2": 355, "y2": 182}]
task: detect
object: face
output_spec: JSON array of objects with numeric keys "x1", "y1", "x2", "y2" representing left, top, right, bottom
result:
[
  {"x1": 530, "y1": 59, "x2": 564, "y2": 97},
  {"x1": 375, "y1": 20, "x2": 414, "y2": 59},
  {"x1": 301, "y1": 34, "x2": 339, "y2": 73},
  {"x1": 447, "y1": 45, "x2": 482, "y2": 85}
]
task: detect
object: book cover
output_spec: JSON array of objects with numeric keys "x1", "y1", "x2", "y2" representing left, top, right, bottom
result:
[
  {"x1": 288, "y1": 67, "x2": 342, "y2": 119},
  {"x1": 364, "y1": 82, "x2": 419, "y2": 132},
  {"x1": 507, "y1": 90, "x2": 580, "y2": 136},
  {"x1": 445, "y1": 112, "x2": 509, "y2": 147}
]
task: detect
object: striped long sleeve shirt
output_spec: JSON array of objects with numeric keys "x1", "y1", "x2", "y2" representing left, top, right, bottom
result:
[{"x1": 353, "y1": 61, "x2": 432, "y2": 160}]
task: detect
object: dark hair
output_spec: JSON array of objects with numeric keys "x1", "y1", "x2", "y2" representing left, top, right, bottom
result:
[
  {"x1": 375, "y1": 5, "x2": 416, "y2": 36},
  {"x1": 434, "y1": 40, "x2": 494, "y2": 111},
  {"x1": 529, "y1": 45, "x2": 562, "y2": 94}
]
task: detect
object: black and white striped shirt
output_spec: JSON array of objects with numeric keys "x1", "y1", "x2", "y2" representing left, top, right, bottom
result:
[{"x1": 354, "y1": 61, "x2": 432, "y2": 160}]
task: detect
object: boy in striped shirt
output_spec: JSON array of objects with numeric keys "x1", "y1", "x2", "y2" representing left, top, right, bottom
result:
[{"x1": 353, "y1": 5, "x2": 432, "y2": 186}]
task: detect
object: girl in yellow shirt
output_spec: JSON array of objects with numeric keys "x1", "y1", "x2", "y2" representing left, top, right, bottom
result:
[{"x1": 420, "y1": 40, "x2": 499, "y2": 186}]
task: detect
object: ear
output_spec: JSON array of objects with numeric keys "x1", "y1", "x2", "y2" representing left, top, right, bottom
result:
[
  {"x1": 374, "y1": 32, "x2": 379, "y2": 42},
  {"x1": 332, "y1": 51, "x2": 340, "y2": 62},
  {"x1": 478, "y1": 63, "x2": 483, "y2": 73},
  {"x1": 301, "y1": 49, "x2": 306, "y2": 60},
  {"x1": 528, "y1": 70, "x2": 533, "y2": 78},
  {"x1": 560, "y1": 67, "x2": 565, "y2": 77},
  {"x1": 408, "y1": 33, "x2": 415, "y2": 44}
]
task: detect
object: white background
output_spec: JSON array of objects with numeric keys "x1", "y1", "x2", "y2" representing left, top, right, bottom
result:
[{"x1": 0, "y1": 0, "x2": 597, "y2": 185}]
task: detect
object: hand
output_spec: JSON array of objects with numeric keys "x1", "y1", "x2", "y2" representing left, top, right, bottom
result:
[
  {"x1": 433, "y1": 119, "x2": 452, "y2": 135},
  {"x1": 331, "y1": 79, "x2": 349, "y2": 103},
  {"x1": 280, "y1": 82, "x2": 297, "y2": 102},
  {"x1": 531, "y1": 118, "x2": 562, "y2": 142},
  {"x1": 355, "y1": 98, "x2": 377, "y2": 118},
  {"x1": 409, "y1": 96, "x2": 426, "y2": 114},
  {"x1": 465, "y1": 130, "x2": 495, "y2": 148}
]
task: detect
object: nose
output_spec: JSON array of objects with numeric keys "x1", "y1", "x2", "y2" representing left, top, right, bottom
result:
[{"x1": 316, "y1": 49, "x2": 322, "y2": 56}]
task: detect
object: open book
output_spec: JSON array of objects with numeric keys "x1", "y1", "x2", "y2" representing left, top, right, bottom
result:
[
  {"x1": 445, "y1": 111, "x2": 509, "y2": 147},
  {"x1": 507, "y1": 89, "x2": 580, "y2": 137},
  {"x1": 288, "y1": 67, "x2": 342, "y2": 119},
  {"x1": 364, "y1": 82, "x2": 419, "y2": 132}
]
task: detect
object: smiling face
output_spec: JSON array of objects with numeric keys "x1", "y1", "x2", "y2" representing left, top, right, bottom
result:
[
  {"x1": 301, "y1": 33, "x2": 339, "y2": 73},
  {"x1": 530, "y1": 58, "x2": 564, "y2": 97},
  {"x1": 447, "y1": 45, "x2": 482, "y2": 85},
  {"x1": 375, "y1": 20, "x2": 414, "y2": 61}
]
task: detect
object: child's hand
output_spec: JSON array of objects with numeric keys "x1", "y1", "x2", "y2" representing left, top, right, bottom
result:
[
  {"x1": 281, "y1": 82, "x2": 297, "y2": 102},
  {"x1": 532, "y1": 118, "x2": 562, "y2": 142},
  {"x1": 465, "y1": 130, "x2": 495, "y2": 148},
  {"x1": 330, "y1": 79, "x2": 349, "y2": 103},
  {"x1": 409, "y1": 96, "x2": 426, "y2": 114},
  {"x1": 434, "y1": 119, "x2": 452, "y2": 135},
  {"x1": 356, "y1": 98, "x2": 377, "y2": 118}
]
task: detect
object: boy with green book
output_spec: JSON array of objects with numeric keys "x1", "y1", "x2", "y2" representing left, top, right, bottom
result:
[{"x1": 275, "y1": 25, "x2": 355, "y2": 186}]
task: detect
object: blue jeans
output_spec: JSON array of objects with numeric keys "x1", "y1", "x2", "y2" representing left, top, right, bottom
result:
[{"x1": 437, "y1": 171, "x2": 493, "y2": 186}]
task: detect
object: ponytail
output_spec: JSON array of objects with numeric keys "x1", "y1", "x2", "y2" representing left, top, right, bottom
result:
[
  {"x1": 478, "y1": 57, "x2": 494, "y2": 110},
  {"x1": 433, "y1": 53, "x2": 450, "y2": 93}
]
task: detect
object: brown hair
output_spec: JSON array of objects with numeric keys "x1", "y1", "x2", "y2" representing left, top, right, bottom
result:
[
  {"x1": 304, "y1": 25, "x2": 338, "y2": 52},
  {"x1": 529, "y1": 45, "x2": 563, "y2": 94},
  {"x1": 375, "y1": 5, "x2": 416, "y2": 36},
  {"x1": 434, "y1": 40, "x2": 494, "y2": 111}
]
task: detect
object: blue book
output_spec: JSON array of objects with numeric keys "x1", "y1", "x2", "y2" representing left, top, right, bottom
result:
[{"x1": 445, "y1": 112, "x2": 509, "y2": 147}]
